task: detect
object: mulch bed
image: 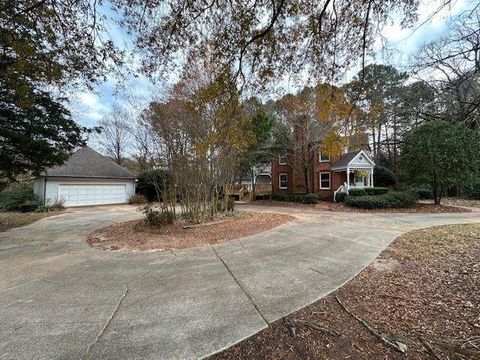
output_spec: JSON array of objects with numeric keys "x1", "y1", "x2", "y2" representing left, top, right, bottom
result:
[
  {"x1": 331, "y1": 202, "x2": 469, "y2": 213},
  {"x1": 253, "y1": 200, "x2": 468, "y2": 213},
  {"x1": 88, "y1": 211, "x2": 295, "y2": 251},
  {"x1": 211, "y1": 223, "x2": 480, "y2": 360},
  {"x1": 0, "y1": 211, "x2": 61, "y2": 233},
  {"x1": 442, "y1": 198, "x2": 480, "y2": 210}
]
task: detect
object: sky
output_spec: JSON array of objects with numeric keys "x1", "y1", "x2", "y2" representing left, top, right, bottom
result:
[{"x1": 71, "y1": 0, "x2": 473, "y2": 134}]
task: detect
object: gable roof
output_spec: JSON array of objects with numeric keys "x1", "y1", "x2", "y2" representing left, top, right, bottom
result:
[
  {"x1": 42, "y1": 147, "x2": 136, "y2": 179},
  {"x1": 331, "y1": 149, "x2": 375, "y2": 171},
  {"x1": 331, "y1": 150, "x2": 362, "y2": 169}
]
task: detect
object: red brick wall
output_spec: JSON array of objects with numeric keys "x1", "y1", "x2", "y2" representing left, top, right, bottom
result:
[
  {"x1": 272, "y1": 149, "x2": 348, "y2": 201},
  {"x1": 311, "y1": 150, "x2": 344, "y2": 200},
  {"x1": 271, "y1": 154, "x2": 293, "y2": 195}
]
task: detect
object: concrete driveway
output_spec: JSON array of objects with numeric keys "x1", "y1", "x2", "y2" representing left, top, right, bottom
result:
[{"x1": 1, "y1": 205, "x2": 479, "y2": 360}]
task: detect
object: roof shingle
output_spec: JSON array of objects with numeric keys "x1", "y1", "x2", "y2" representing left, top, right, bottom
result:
[
  {"x1": 331, "y1": 150, "x2": 362, "y2": 170},
  {"x1": 42, "y1": 147, "x2": 136, "y2": 179}
]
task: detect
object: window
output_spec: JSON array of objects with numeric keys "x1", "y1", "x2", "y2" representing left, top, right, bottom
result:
[
  {"x1": 279, "y1": 173, "x2": 288, "y2": 189},
  {"x1": 319, "y1": 172, "x2": 331, "y2": 190},
  {"x1": 279, "y1": 150, "x2": 288, "y2": 165},
  {"x1": 319, "y1": 152, "x2": 330, "y2": 162}
]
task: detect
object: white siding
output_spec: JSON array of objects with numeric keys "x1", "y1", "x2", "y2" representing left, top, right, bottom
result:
[{"x1": 42, "y1": 177, "x2": 135, "y2": 206}]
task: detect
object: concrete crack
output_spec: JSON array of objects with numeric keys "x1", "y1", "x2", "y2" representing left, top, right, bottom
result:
[
  {"x1": 81, "y1": 284, "x2": 129, "y2": 359},
  {"x1": 210, "y1": 245, "x2": 269, "y2": 325},
  {"x1": 309, "y1": 267, "x2": 323, "y2": 275}
]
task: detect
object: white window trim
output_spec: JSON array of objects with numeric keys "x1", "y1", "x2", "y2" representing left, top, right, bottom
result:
[
  {"x1": 279, "y1": 151, "x2": 287, "y2": 165},
  {"x1": 319, "y1": 152, "x2": 330, "y2": 163},
  {"x1": 319, "y1": 172, "x2": 331, "y2": 190},
  {"x1": 279, "y1": 173, "x2": 288, "y2": 189}
]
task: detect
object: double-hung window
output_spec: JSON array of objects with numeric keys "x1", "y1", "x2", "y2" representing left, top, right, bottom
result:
[
  {"x1": 319, "y1": 172, "x2": 331, "y2": 190},
  {"x1": 319, "y1": 152, "x2": 330, "y2": 162},
  {"x1": 279, "y1": 173, "x2": 288, "y2": 189}
]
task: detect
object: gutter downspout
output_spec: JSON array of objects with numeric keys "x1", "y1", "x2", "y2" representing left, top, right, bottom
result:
[
  {"x1": 346, "y1": 166, "x2": 350, "y2": 195},
  {"x1": 43, "y1": 178, "x2": 47, "y2": 205}
]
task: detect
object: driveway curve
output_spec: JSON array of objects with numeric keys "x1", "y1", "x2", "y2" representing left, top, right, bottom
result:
[{"x1": 1, "y1": 204, "x2": 479, "y2": 360}]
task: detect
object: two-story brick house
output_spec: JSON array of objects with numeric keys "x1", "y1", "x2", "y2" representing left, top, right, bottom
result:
[{"x1": 272, "y1": 135, "x2": 375, "y2": 201}]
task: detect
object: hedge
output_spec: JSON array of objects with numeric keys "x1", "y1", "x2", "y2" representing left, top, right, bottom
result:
[
  {"x1": 364, "y1": 187, "x2": 389, "y2": 195},
  {"x1": 303, "y1": 193, "x2": 319, "y2": 204},
  {"x1": 344, "y1": 191, "x2": 416, "y2": 209},
  {"x1": 348, "y1": 187, "x2": 388, "y2": 197},
  {"x1": 335, "y1": 192, "x2": 347, "y2": 202},
  {"x1": 272, "y1": 193, "x2": 304, "y2": 202},
  {"x1": 271, "y1": 193, "x2": 319, "y2": 204},
  {"x1": 373, "y1": 165, "x2": 396, "y2": 187},
  {"x1": 408, "y1": 187, "x2": 434, "y2": 200},
  {"x1": 348, "y1": 188, "x2": 367, "y2": 197}
]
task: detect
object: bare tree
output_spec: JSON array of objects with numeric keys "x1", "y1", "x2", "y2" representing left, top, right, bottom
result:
[
  {"x1": 129, "y1": 115, "x2": 156, "y2": 172},
  {"x1": 413, "y1": 6, "x2": 480, "y2": 130},
  {"x1": 97, "y1": 105, "x2": 131, "y2": 165}
]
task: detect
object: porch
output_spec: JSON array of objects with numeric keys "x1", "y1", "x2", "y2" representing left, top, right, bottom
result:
[{"x1": 331, "y1": 150, "x2": 375, "y2": 201}]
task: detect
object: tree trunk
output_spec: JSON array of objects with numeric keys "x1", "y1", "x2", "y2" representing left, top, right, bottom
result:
[
  {"x1": 392, "y1": 116, "x2": 398, "y2": 172},
  {"x1": 438, "y1": 185, "x2": 444, "y2": 205},
  {"x1": 304, "y1": 167, "x2": 310, "y2": 194},
  {"x1": 251, "y1": 168, "x2": 256, "y2": 199},
  {"x1": 384, "y1": 126, "x2": 392, "y2": 166},
  {"x1": 371, "y1": 126, "x2": 377, "y2": 158},
  {"x1": 377, "y1": 123, "x2": 382, "y2": 159}
]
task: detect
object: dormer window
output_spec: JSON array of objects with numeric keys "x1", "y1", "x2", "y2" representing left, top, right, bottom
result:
[
  {"x1": 319, "y1": 152, "x2": 330, "y2": 162},
  {"x1": 279, "y1": 150, "x2": 288, "y2": 165}
]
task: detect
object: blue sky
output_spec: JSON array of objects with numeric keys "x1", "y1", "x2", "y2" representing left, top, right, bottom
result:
[{"x1": 70, "y1": 0, "x2": 472, "y2": 131}]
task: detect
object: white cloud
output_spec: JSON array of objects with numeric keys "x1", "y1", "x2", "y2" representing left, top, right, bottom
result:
[
  {"x1": 68, "y1": 91, "x2": 111, "y2": 128},
  {"x1": 371, "y1": 0, "x2": 472, "y2": 69},
  {"x1": 79, "y1": 93, "x2": 98, "y2": 107}
]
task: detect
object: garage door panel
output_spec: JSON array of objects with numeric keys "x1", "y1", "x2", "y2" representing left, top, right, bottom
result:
[{"x1": 58, "y1": 184, "x2": 127, "y2": 206}]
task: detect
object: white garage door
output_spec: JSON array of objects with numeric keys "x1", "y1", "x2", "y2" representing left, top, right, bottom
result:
[{"x1": 58, "y1": 184, "x2": 127, "y2": 206}]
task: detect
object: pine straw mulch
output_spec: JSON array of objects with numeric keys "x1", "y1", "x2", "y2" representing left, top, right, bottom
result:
[
  {"x1": 331, "y1": 202, "x2": 469, "y2": 213},
  {"x1": 88, "y1": 211, "x2": 295, "y2": 251},
  {"x1": 211, "y1": 223, "x2": 480, "y2": 360},
  {"x1": 251, "y1": 200, "x2": 332, "y2": 211},
  {"x1": 442, "y1": 198, "x2": 480, "y2": 209},
  {"x1": 253, "y1": 200, "x2": 468, "y2": 213}
]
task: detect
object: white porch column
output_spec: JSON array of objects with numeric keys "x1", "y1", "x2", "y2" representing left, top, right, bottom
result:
[
  {"x1": 346, "y1": 166, "x2": 350, "y2": 191},
  {"x1": 370, "y1": 168, "x2": 374, "y2": 187}
]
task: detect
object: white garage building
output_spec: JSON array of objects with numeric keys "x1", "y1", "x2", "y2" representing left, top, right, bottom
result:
[{"x1": 33, "y1": 147, "x2": 136, "y2": 207}]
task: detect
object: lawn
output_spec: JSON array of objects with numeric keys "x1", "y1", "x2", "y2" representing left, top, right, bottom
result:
[
  {"x1": 0, "y1": 211, "x2": 59, "y2": 233},
  {"x1": 211, "y1": 223, "x2": 480, "y2": 359}
]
